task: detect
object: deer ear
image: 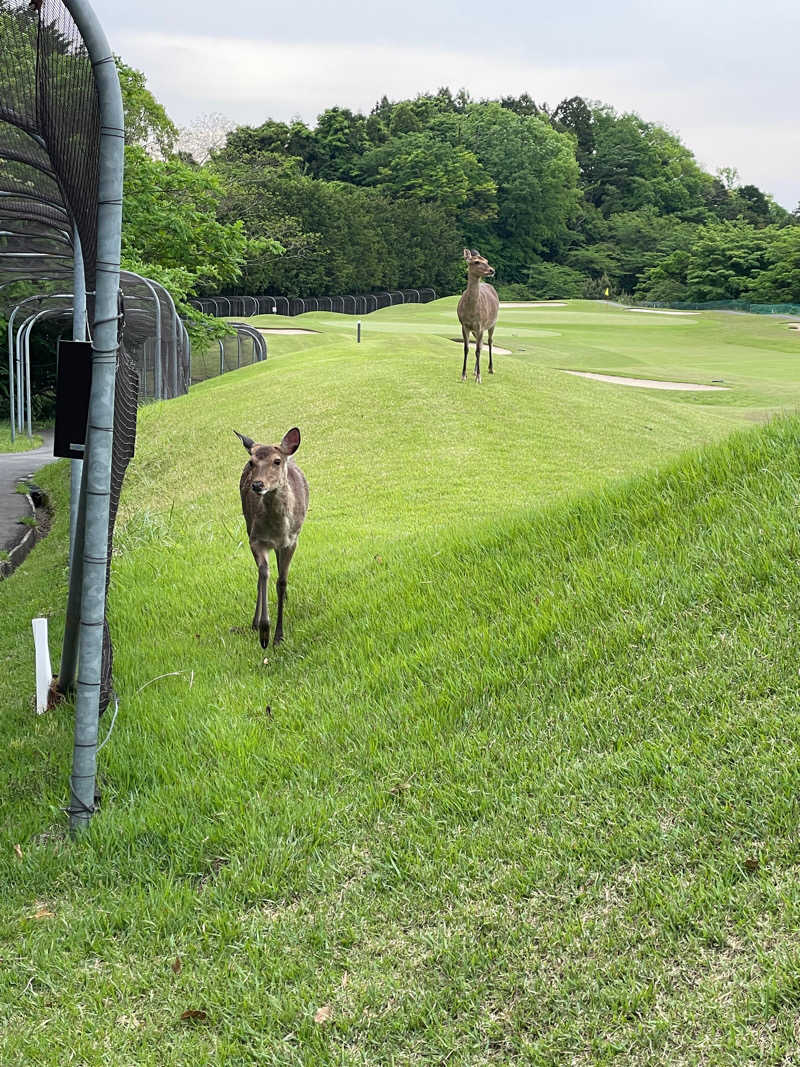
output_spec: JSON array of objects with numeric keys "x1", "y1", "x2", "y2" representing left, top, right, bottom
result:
[
  {"x1": 470, "y1": 249, "x2": 480, "y2": 257},
  {"x1": 280, "y1": 427, "x2": 301, "y2": 455},
  {"x1": 233, "y1": 430, "x2": 254, "y2": 452},
  {"x1": 463, "y1": 248, "x2": 472, "y2": 261}
]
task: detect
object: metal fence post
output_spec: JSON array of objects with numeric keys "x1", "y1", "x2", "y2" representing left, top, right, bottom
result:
[
  {"x1": 62, "y1": 0, "x2": 125, "y2": 835},
  {"x1": 71, "y1": 225, "x2": 86, "y2": 566}
]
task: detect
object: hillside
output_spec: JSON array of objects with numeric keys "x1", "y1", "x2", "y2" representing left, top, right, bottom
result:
[{"x1": 2, "y1": 306, "x2": 800, "y2": 1063}]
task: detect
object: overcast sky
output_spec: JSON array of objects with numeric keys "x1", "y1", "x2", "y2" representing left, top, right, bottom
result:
[{"x1": 93, "y1": 0, "x2": 799, "y2": 210}]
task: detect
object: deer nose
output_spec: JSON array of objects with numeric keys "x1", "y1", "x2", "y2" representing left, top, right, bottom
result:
[{"x1": 251, "y1": 480, "x2": 264, "y2": 492}]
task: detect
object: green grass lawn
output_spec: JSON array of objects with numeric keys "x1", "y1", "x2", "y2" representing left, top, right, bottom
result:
[
  {"x1": 3, "y1": 301, "x2": 800, "y2": 1064},
  {"x1": 0, "y1": 420, "x2": 42, "y2": 452}
]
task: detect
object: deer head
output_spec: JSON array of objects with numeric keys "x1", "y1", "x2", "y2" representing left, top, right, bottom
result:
[
  {"x1": 234, "y1": 428, "x2": 301, "y2": 496},
  {"x1": 463, "y1": 248, "x2": 495, "y2": 279}
]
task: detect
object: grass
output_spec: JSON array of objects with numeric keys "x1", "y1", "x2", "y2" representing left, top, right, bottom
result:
[
  {"x1": 0, "y1": 420, "x2": 42, "y2": 452},
  {"x1": 2, "y1": 301, "x2": 800, "y2": 1063}
]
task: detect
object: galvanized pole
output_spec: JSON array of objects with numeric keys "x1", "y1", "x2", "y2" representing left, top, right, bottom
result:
[
  {"x1": 182, "y1": 321, "x2": 191, "y2": 388},
  {"x1": 6, "y1": 304, "x2": 15, "y2": 443},
  {"x1": 121, "y1": 270, "x2": 161, "y2": 399},
  {"x1": 7, "y1": 293, "x2": 74, "y2": 440},
  {"x1": 62, "y1": 0, "x2": 125, "y2": 835},
  {"x1": 70, "y1": 225, "x2": 86, "y2": 566}
]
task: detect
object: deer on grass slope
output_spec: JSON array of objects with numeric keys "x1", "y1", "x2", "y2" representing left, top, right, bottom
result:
[
  {"x1": 234, "y1": 427, "x2": 309, "y2": 648},
  {"x1": 457, "y1": 248, "x2": 499, "y2": 383}
]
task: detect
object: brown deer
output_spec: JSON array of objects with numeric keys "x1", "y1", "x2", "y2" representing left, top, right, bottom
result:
[
  {"x1": 234, "y1": 427, "x2": 309, "y2": 648},
  {"x1": 457, "y1": 248, "x2": 499, "y2": 383}
]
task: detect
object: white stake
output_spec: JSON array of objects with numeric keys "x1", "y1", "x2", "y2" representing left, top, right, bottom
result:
[{"x1": 32, "y1": 617, "x2": 52, "y2": 715}]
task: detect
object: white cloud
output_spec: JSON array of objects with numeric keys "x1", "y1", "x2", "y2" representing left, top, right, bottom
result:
[{"x1": 117, "y1": 31, "x2": 799, "y2": 209}]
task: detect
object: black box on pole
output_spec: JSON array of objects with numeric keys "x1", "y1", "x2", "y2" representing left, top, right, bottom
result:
[{"x1": 54, "y1": 340, "x2": 93, "y2": 459}]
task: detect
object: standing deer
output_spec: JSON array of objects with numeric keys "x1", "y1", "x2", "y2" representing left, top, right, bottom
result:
[
  {"x1": 457, "y1": 248, "x2": 499, "y2": 383},
  {"x1": 234, "y1": 427, "x2": 309, "y2": 648}
]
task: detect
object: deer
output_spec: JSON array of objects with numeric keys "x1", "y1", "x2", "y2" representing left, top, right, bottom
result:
[
  {"x1": 234, "y1": 427, "x2": 309, "y2": 648},
  {"x1": 457, "y1": 248, "x2": 499, "y2": 383}
]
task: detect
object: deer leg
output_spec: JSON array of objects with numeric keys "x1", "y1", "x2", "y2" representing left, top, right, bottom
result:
[
  {"x1": 488, "y1": 325, "x2": 495, "y2": 374},
  {"x1": 474, "y1": 331, "x2": 483, "y2": 384},
  {"x1": 273, "y1": 542, "x2": 297, "y2": 645},
  {"x1": 250, "y1": 542, "x2": 271, "y2": 649},
  {"x1": 461, "y1": 325, "x2": 470, "y2": 381}
]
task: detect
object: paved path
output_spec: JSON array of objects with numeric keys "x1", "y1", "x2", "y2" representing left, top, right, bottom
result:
[{"x1": 0, "y1": 430, "x2": 55, "y2": 553}]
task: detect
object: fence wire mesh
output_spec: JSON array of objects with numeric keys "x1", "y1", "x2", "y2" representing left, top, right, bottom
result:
[
  {"x1": 0, "y1": 0, "x2": 136, "y2": 725},
  {"x1": 0, "y1": 0, "x2": 101, "y2": 287},
  {"x1": 191, "y1": 288, "x2": 438, "y2": 318}
]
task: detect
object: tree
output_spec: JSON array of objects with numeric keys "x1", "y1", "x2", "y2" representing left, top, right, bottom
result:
[
  {"x1": 732, "y1": 184, "x2": 772, "y2": 227},
  {"x1": 356, "y1": 133, "x2": 497, "y2": 224},
  {"x1": 313, "y1": 107, "x2": 370, "y2": 182},
  {"x1": 685, "y1": 221, "x2": 770, "y2": 301},
  {"x1": 121, "y1": 144, "x2": 264, "y2": 347},
  {"x1": 458, "y1": 103, "x2": 581, "y2": 279},
  {"x1": 499, "y1": 93, "x2": 541, "y2": 117},
  {"x1": 211, "y1": 151, "x2": 463, "y2": 296},
  {"x1": 635, "y1": 250, "x2": 691, "y2": 302},
  {"x1": 551, "y1": 96, "x2": 595, "y2": 176},
  {"x1": 116, "y1": 58, "x2": 177, "y2": 157},
  {"x1": 176, "y1": 113, "x2": 236, "y2": 165},
  {"x1": 584, "y1": 107, "x2": 708, "y2": 218},
  {"x1": 744, "y1": 227, "x2": 800, "y2": 303}
]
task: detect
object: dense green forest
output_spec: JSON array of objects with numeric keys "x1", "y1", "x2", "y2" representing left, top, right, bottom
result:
[
  {"x1": 115, "y1": 66, "x2": 800, "y2": 309},
  {"x1": 200, "y1": 87, "x2": 799, "y2": 304}
]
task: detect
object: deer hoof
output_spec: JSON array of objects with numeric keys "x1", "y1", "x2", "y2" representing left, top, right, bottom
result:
[
  {"x1": 475, "y1": 375, "x2": 482, "y2": 384},
  {"x1": 273, "y1": 631, "x2": 284, "y2": 646},
  {"x1": 259, "y1": 623, "x2": 270, "y2": 649}
]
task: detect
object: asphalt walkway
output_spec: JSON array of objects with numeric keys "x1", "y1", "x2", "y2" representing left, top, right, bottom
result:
[{"x1": 0, "y1": 430, "x2": 55, "y2": 554}]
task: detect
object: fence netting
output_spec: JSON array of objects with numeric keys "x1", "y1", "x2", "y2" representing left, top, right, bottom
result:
[
  {"x1": 0, "y1": 0, "x2": 101, "y2": 287},
  {"x1": 631, "y1": 300, "x2": 800, "y2": 316},
  {"x1": 101, "y1": 339, "x2": 138, "y2": 713},
  {"x1": 192, "y1": 288, "x2": 438, "y2": 318},
  {"x1": 0, "y1": 0, "x2": 137, "y2": 716}
]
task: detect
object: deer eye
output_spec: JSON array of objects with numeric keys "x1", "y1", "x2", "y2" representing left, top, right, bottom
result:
[
  {"x1": 248, "y1": 459, "x2": 254, "y2": 467},
  {"x1": 273, "y1": 458, "x2": 281, "y2": 466}
]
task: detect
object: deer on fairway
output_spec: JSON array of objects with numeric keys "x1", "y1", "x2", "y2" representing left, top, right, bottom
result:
[
  {"x1": 234, "y1": 427, "x2": 309, "y2": 648},
  {"x1": 457, "y1": 248, "x2": 499, "y2": 383}
]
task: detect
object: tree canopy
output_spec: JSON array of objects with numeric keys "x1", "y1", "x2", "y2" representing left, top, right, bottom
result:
[{"x1": 113, "y1": 68, "x2": 797, "y2": 309}]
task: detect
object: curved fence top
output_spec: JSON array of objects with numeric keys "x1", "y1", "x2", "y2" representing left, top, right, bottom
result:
[{"x1": 0, "y1": 0, "x2": 102, "y2": 293}]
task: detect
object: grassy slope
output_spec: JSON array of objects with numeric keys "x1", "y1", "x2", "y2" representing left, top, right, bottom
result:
[
  {"x1": 2, "y1": 303, "x2": 800, "y2": 1063},
  {"x1": 0, "y1": 420, "x2": 42, "y2": 452}
]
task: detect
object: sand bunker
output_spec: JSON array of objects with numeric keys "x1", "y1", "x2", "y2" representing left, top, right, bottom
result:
[
  {"x1": 788, "y1": 323, "x2": 800, "y2": 331},
  {"x1": 563, "y1": 370, "x2": 729, "y2": 391},
  {"x1": 500, "y1": 302, "x2": 566, "y2": 308},
  {"x1": 625, "y1": 308, "x2": 697, "y2": 316},
  {"x1": 257, "y1": 328, "x2": 318, "y2": 335},
  {"x1": 451, "y1": 339, "x2": 512, "y2": 355}
]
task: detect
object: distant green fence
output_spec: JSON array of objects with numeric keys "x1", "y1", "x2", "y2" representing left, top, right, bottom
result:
[{"x1": 633, "y1": 300, "x2": 800, "y2": 316}]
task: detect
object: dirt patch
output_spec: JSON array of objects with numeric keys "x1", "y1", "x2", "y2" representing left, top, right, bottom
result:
[
  {"x1": 450, "y1": 338, "x2": 512, "y2": 355},
  {"x1": 257, "y1": 328, "x2": 319, "y2": 335},
  {"x1": 562, "y1": 370, "x2": 729, "y2": 391},
  {"x1": 499, "y1": 302, "x2": 566, "y2": 308},
  {"x1": 788, "y1": 323, "x2": 800, "y2": 331}
]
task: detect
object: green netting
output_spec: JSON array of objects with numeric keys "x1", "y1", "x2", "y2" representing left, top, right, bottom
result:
[{"x1": 634, "y1": 300, "x2": 800, "y2": 316}]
